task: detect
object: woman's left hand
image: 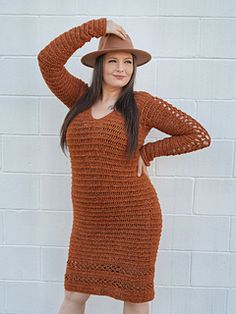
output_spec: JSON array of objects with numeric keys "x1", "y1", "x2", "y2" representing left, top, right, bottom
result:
[{"x1": 137, "y1": 155, "x2": 149, "y2": 177}]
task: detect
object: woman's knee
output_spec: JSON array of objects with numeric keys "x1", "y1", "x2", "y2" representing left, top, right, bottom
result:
[
  {"x1": 124, "y1": 301, "x2": 149, "y2": 314},
  {"x1": 64, "y1": 290, "x2": 91, "y2": 304}
]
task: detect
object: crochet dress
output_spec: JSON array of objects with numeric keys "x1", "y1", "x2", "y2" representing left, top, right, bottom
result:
[{"x1": 37, "y1": 17, "x2": 211, "y2": 303}]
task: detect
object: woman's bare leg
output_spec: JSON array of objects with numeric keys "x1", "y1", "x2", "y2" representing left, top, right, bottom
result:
[
  {"x1": 123, "y1": 301, "x2": 150, "y2": 314},
  {"x1": 58, "y1": 290, "x2": 90, "y2": 314}
]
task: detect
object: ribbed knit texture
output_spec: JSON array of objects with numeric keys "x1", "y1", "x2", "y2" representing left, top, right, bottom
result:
[{"x1": 37, "y1": 17, "x2": 211, "y2": 303}]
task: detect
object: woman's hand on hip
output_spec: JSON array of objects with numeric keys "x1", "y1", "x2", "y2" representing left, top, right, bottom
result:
[
  {"x1": 137, "y1": 155, "x2": 149, "y2": 177},
  {"x1": 106, "y1": 19, "x2": 128, "y2": 40}
]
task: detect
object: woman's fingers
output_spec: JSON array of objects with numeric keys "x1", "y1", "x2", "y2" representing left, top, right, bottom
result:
[
  {"x1": 106, "y1": 19, "x2": 128, "y2": 40},
  {"x1": 118, "y1": 27, "x2": 128, "y2": 38},
  {"x1": 137, "y1": 157, "x2": 142, "y2": 176},
  {"x1": 143, "y1": 164, "x2": 149, "y2": 175},
  {"x1": 118, "y1": 30, "x2": 127, "y2": 39},
  {"x1": 114, "y1": 26, "x2": 127, "y2": 39},
  {"x1": 137, "y1": 156, "x2": 149, "y2": 176}
]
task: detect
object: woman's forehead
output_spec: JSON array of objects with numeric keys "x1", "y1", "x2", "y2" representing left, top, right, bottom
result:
[{"x1": 105, "y1": 51, "x2": 133, "y2": 58}]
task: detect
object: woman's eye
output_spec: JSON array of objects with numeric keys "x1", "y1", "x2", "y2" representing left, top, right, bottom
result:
[{"x1": 108, "y1": 60, "x2": 132, "y2": 64}]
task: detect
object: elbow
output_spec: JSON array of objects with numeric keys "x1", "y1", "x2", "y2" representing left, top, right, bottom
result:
[
  {"x1": 37, "y1": 48, "x2": 48, "y2": 68},
  {"x1": 192, "y1": 130, "x2": 211, "y2": 151},
  {"x1": 37, "y1": 51, "x2": 44, "y2": 66},
  {"x1": 37, "y1": 52, "x2": 41, "y2": 63},
  {"x1": 37, "y1": 51, "x2": 50, "y2": 75},
  {"x1": 37, "y1": 51, "x2": 43, "y2": 70},
  {"x1": 202, "y1": 132, "x2": 211, "y2": 148}
]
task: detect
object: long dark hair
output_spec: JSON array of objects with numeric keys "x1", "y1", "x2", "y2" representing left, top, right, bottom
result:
[{"x1": 60, "y1": 53, "x2": 139, "y2": 160}]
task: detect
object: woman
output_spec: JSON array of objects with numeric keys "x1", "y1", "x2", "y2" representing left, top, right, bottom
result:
[{"x1": 37, "y1": 17, "x2": 211, "y2": 314}]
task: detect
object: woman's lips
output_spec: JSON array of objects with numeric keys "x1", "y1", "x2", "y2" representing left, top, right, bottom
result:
[{"x1": 114, "y1": 75, "x2": 126, "y2": 80}]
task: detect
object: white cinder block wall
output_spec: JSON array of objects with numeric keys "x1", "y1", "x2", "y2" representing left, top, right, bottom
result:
[{"x1": 0, "y1": 0, "x2": 235, "y2": 313}]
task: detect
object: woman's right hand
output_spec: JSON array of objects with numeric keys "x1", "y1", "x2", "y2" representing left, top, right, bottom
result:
[{"x1": 106, "y1": 19, "x2": 128, "y2": 40}]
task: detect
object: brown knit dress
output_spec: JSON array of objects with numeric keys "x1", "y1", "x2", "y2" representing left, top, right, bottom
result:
[{"x1": 37, "y1": 17, "x2": 211, "y2": 303}]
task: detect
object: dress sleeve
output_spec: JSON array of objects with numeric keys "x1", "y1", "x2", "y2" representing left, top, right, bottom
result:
[
  {"x1": 37, "y1": 17, "x2": 107, "y2": 109},
  {"x1": 139, "y1": 93, "x2": 211, "y2": 166}
]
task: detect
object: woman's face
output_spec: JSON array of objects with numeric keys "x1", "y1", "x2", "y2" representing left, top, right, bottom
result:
[{"x1": 102, "y1": 51, "x2": 134, "y2": 89}]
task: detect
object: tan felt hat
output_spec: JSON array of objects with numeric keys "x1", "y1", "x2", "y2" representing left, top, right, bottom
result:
[{"x1": 81, "y1": 33, "x2": 152, "y2": 68}]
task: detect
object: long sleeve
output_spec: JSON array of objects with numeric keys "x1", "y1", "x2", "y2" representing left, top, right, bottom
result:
[
  {"x1": 139, "y1": 92, "x2": 211, "y2": 166},
  {"x1": 37, "y1": 17, "x2": 107, "y2": 109}
]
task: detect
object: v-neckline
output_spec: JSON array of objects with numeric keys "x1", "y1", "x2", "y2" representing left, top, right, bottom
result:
[
  {"x1": 88, "y1": 91, "x2": 139, "y2": 121},
  {"x1": 89, "y1": 106, "x2": 115, "y2": 121}
]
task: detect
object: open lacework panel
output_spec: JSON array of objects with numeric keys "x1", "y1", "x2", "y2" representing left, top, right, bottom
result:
[
  {"x1": 66, "y1": 259, "x2": 154, "y2": 292},
  {"x1": 139, "y1": 94, "x2": 211, "y2": 165}
]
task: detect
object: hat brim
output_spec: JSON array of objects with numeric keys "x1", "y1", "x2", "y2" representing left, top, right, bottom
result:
[{"x1": 81, "y1": 48, "x2": 152, "y2": 68}]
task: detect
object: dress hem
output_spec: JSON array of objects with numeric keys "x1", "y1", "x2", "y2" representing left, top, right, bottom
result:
[{"x1": 64, "y1": 282, "x2": 155, "y2": 303}]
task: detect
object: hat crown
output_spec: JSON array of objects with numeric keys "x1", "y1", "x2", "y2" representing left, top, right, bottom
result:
[{"x1": 98, "y1": 33, "x2": 134, "y2": 51}]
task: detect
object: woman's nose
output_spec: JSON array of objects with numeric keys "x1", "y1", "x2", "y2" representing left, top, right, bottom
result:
[{"x1": 116, "y1": 62, "x2": 125, "y2": 71}]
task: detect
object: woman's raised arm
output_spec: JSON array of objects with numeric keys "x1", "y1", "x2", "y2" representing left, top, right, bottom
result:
[{"x1": 37, "y1": 18, "x2": 107, "y2": 109}]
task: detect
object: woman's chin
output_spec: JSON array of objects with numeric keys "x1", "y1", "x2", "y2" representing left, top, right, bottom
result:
[{"x1": 108, "y1": 82, "x2": 127, "y2": 88}]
